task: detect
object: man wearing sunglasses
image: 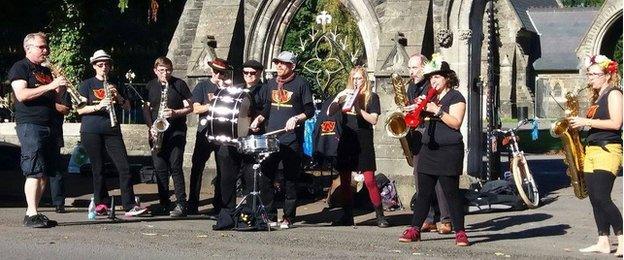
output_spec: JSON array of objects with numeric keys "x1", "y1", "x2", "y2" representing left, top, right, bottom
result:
[
  {"x1": 76, "y1": 50, "x2": 148, "y2": 217},
  {"x1": 188, "y1": 58, "x2": 231, "y2": 216},
  {"x1": 9, "y1": 32, "x2": 68, "y2": 228}
]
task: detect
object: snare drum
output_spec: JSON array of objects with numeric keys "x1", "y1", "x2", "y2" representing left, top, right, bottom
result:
[
  {"x1": 238, "y1": 135, "x2": 280, "y2": 154},
  {"x1": 203, "y1": 86, "x2": 251, "y2": 143}
]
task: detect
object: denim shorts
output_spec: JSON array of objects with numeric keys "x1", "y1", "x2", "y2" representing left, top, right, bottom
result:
[{"x1": 16, "y1": 123, "x2": 57, "y2": 178}]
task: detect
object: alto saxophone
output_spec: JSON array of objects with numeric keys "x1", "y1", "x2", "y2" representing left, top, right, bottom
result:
[
  {"x1": 102, "y1": 75, "x2": 118, "y2": 127},
  {"x1": 550, "y1": 89, "x2": 587, "y2": 199},
  {"x1": 151, "y1": 81, "x2": 170, "y2": 153},
  {"x1": 384, "y1": 73, "x2": 414, "y2": 167},
  {"x1": 41, "y1": 58, "x2": 87, "y2": 109}
]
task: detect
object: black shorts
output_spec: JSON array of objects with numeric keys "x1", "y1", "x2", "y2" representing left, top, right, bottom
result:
[{"x1": 16, "y1": 123, "x2": 58, "y2": 178}]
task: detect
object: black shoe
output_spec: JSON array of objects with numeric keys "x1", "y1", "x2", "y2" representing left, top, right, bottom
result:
[
  {"x1": 375, "y1": 206, "x2": 390, "y2": 228},
  {"x1": 55, "y1": 205, "x2": 66, "y2": 214},
  {"x1": 23, "y1": 214, "x2": 55, "y2": 228},
  {"x1": 170, "y1": 204, "x2": 187, "y2": 217},
  {"x1": 186, "y1": 208, "x2": 200, "y2": 215}
]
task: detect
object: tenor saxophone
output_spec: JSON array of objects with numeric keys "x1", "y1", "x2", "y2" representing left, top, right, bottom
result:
[
  {"x1": 102, "y1": 75, "x2": 118, "y2": 127},
  {"x1": 151, "y1": 81, "x2": 170, "y2": 153},
  {"x1": 550, "y1": 90, "x2": 587, "y2": 199},
  {"x1": 41, "y1": 58, "x2": 87, "y2": 109},
  {"x1": 384, "y1": 73, "x2": 414, "y2": 167}
]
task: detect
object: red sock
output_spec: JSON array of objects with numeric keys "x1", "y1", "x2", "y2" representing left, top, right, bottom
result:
[{"x1": 363, "y1": 171, "x2": 382, "y2": 207}]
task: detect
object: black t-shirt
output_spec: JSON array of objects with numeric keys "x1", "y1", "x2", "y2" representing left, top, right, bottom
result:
[
  {"x1": 147, "y1": 77, "x2": 193, "y2": 133},
  {"x1": 192, "y1": 80, "x2": 219, "y2": 133},
  {"x1": 79, "y1": 77, "x2": 127, "y2": 134},
  {"x1": 263, "y1": 75, "x2": 313, "y2": 144},
  {"x1": 8, "y1": 58, "x2": 56, "y2": 125},
  {"x1": 586, "y1": 87, "x2": 623, "y2": 143},
  {"x1": 407, "y1": 79, "x2": 429, "y2": 104},
  {"x1": 421, "y1": 89, "x2": 466, "y2": 146},
  {"x1": 342, "y1": 92, "x2": 381, "y2": 132},
  {"x1": 247, "y1": 82, "x2": 266, "y2": 134}
]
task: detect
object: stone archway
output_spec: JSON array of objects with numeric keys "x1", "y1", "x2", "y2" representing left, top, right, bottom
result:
[
  {"x1": 577, "y1": 0, "x2": 623, "y2": 60},
  {"x1": 244, "y1": 0, "x2": 381, "y2": 72}
]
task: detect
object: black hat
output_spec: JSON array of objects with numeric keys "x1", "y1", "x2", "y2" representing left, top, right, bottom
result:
[
  {"x1": 422, "y1": 54, "x2": 455, "y2": 78},
  {"x1": 242, "y1": 59, "x2": 264, "y2": 71}
]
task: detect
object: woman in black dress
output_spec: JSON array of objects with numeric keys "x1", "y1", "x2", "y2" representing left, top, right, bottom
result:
[
  {"x1": 327, "y1": 67, "x2": 389, "y2": 227},
  {"x1": 398, "y1": 56, "x2": 469, "y2": 245}
]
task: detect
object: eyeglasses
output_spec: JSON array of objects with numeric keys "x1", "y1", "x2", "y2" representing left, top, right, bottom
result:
[
  {"x1": 95, "y1": 63, "x2": 110, "y2": 68},
  {"x1": 29, "y1": 44, "x2": 48, "y2": 50},
  {"x1": 586, "y1": 72, "x2": 605, "y2": 77},
  {"x1": 243, "y1": 71, "x2": 257, "y2": 76}
]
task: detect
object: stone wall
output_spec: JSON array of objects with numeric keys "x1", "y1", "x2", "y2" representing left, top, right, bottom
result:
[{"x1": 534, "y1": 72, "x2": 589, "y2": 118}]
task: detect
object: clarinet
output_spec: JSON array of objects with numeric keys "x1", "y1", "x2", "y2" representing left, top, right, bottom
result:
[{"x1": 102, "y1": 75, "x2": 118, "y2": 127}]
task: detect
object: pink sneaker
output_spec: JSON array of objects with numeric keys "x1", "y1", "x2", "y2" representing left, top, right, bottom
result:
[
  {"x1": 95, "y1": 204, "x2": 109, "y2": 216},
  {"x1": 399, "y1": 227, "x2": 420, "y2": 242},
  {"x1": 455, "y1": 230, "x2": 470, "y2": 246}
]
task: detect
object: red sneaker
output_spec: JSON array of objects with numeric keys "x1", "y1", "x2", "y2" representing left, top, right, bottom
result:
[
  {"x1": 399, "y1": 227, "x2": 420, "y2": 242},
  {"x1": 455, "y1": 230, "x2": 470, "y2": 246}
]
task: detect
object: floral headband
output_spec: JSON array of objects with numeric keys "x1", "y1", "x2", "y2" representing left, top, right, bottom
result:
[{"x1": 584, "y1": 54, "x2": 618, "y2": 74}]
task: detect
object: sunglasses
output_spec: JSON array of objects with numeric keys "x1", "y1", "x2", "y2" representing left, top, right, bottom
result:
[
  {"x1": 243, "y1": 71, "x2": 257, "y2": 76},
  {"x1": 95, "y1": 63, "x2": 111, "y2": 68}
]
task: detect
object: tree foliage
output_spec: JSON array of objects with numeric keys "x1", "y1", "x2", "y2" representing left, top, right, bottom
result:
[
  {"x1": 282, "y1": 0, "x2": 365, "y2": 100},
  {"x1": 560, "y1": 0, "x2": 605, "y2": 7}
]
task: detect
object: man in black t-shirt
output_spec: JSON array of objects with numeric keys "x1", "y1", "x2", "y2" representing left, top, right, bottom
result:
[
  {"x1": 49, "y1": 91, "x2": 71, "y2": 214},
  {"x1": 250, "y1": 51, "x2": 315, "y2": 228},
  {"x1": 187, "y1": 58, "x2": 230, "y2": 215},
  {"x1": 144, "y1": 57, "x2": 193, "y2": 217},
  {"x1": 9, "y1": 32, "x2": 69, "y2": 228}
]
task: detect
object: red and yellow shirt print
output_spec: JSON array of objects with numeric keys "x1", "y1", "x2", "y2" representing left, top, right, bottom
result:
[
  {"x1": 320, "y1": 120, "x2": 336, "y2": 136},
  {"x1": 33, "y1": 71, "x2": 52, "y2": 86},
  {"x1": 93, "y1": 88, "x2": 106, "y2": 100},
  {"x1": 271, "y1": 89, "x2": 293, "y2": 108}
]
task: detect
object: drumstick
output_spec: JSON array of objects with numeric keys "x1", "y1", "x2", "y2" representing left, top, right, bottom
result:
[{"x1": 262, "y1": 124, "x2": 301, "y2": 136}]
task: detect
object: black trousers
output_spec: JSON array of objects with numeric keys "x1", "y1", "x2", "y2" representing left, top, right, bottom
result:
[
  {"x1": 411, "y1": 172, "x2": 465, "y2": 231},
  {"x1": 585, "y1": 170, "x2": 623, "y2": 236},
  {"x1": 412, "y1": 155, "x2": 450, "y2": 224},
  {"x1": 216, "y1": 145, "x2": 243, "y2": 211},
  {"x1": 152, "y1": 133, "x2": 187, "y2": 207},
  {"x1": 81, "y1": 132, "x2": 136, "y2": 211},
  {"x1": 261, "y1": 143, "x2": 302, "y2": 221},
  {"x1": 188, "y1": 130, "x2": 220, "y2": 211},
  {"x1": 48, "y1": 146, "x2": 65, "y2": 206}
]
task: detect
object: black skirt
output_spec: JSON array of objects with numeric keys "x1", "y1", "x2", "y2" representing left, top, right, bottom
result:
[
  {"x1": 336, "y1": 127, "x2": 376, "y2": 172},
  {"x1": 417, "y1": 143, "x2": 464, "y2": 176}
]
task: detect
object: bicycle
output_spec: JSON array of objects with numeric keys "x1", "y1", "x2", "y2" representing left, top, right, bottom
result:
[{"x1": 493, "y1": 118, "x2": 540, "y2": 208}]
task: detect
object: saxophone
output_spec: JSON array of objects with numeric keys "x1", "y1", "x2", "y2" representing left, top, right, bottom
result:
[
  {"x1": 550, "y1": 90, "x2": 587, "y2": 199},
  {"x1": 151, "y1": 82, "x2": 170, "y2": 153},
  {"x1": 42, "y1": 58, "x2": 87, "y2": 109},
  {"x1": 384, "y1": 73, "x2": 414, "y2": 167},
  {"x1": 102, "y1": 75, "x2": 118, "y2": 127}
]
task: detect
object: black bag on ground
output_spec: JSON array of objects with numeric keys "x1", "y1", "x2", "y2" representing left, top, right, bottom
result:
[
  {"x1": 139, "y1": 166, "x2": 156, "y2": 184},
  {"x1": 463, "y1": 180, "x2": 526, "y2": 214}
]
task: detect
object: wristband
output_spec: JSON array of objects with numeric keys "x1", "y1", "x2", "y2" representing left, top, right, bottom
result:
[{"x1": 434, "y1": 109, "x2": 444, "y2": 117}]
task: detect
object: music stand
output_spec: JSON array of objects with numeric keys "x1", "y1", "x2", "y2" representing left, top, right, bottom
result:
[{"x1": 233, "y1": 151, "x2": 272, "y2": 231}]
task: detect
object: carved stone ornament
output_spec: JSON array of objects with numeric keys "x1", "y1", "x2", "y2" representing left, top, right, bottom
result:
[
  {"x1": 458, "y1": 29, "x2": 472, "y2": 43},
  {"x1": 436, "y1": 29, "x2": 453, "y2": 48}
]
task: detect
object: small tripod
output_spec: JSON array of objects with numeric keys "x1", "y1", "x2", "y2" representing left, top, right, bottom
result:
[{"x1": 233, "y1": 151, "x2": 272, "y2": 231}]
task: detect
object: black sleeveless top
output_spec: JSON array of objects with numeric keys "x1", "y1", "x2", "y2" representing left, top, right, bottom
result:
[{"x1": 586, "y1": 87, "x2": 622, "y2": 144}]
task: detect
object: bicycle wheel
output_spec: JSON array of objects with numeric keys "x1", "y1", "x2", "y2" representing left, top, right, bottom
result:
[{"x1": 511, "y1": 154, "x2": 540, "y2": 208}]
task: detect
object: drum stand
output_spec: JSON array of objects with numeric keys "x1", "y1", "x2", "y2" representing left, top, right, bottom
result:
[{"x1": 233, "y1": 151, "x2": 272, "y2": 231}]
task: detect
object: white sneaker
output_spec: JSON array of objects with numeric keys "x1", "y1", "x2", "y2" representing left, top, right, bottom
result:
[
  {"x1": 280, "y1": 218, "x2": 292, "y2": 229},
  {"x1": 124, "y1": 206, "x2": 148, "y2": 217},
  {"x1": 268, "y1": 221, "x2": 279, "y2": 228}
]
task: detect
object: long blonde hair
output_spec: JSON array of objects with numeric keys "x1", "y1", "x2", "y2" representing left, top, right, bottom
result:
[{"x1": 346, "y1": 67, "x2": 371, "y2": 108}]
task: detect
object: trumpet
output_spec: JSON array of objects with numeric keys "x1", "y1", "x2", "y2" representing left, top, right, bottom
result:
[{"x1": 41, "y1": 58, "x2": 87, "y2": 109}]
